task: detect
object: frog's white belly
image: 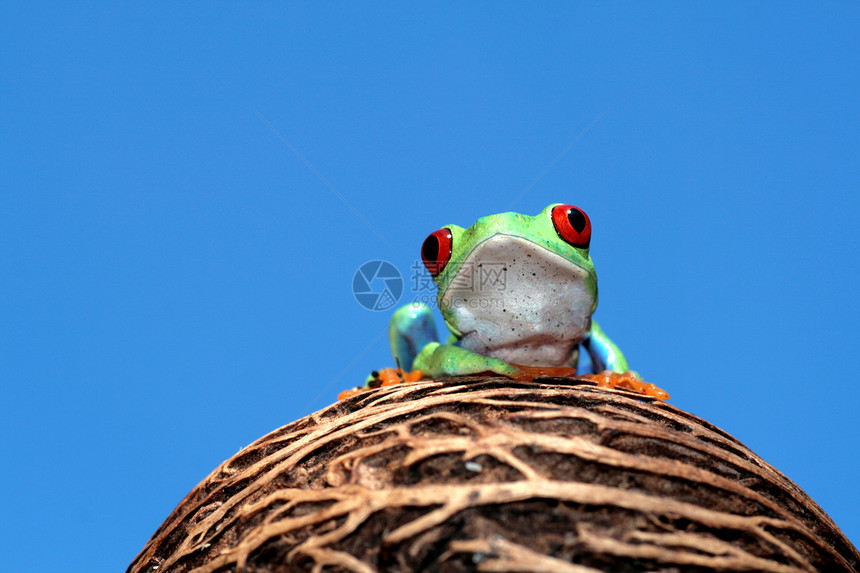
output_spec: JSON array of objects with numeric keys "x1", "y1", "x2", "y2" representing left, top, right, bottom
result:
[{"x1": 439, "y1": 235, "x2": 595, "y2": 367}]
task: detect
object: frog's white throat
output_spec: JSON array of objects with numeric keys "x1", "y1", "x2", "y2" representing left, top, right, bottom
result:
[{"x1": 439, "y1": 234, "x2": 595, "y2": 367}]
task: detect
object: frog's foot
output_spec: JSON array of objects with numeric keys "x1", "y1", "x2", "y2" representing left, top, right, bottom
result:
[
  {"x1": 413, "y1": 342, "x2": 526, "y2": 381},
  {"x1": 510, "y1": 364, "x2": 578, "y2": 380},
  {"x1": 337, "y1": 387, "x2": 366, "y2": 400},
  {"x1": 338, "y1": 368, "x2": 424, "y2": 401},
  {"x1": 372, "y1": 367, "x2": 424, "y2": 387},
  {"x1": 580, "y1": 370, "x2": 670, "y2": 400}
]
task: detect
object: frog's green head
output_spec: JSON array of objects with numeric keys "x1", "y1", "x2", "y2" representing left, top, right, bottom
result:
[{"x1": 420, "y1": 204, "x2": 599, "y2": 349}]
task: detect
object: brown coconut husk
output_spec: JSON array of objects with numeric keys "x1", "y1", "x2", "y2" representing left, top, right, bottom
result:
[{"x1": 127, "y1": 376, "x2": 859, "y2": 572}]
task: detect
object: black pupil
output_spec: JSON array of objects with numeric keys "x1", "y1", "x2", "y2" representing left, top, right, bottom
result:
[
  {"x1": 567, "y1": 209, "x2": 586, "y2": 234},
  {"x1": 423, "y1": 235, "x2": 440, "y2": 263}
]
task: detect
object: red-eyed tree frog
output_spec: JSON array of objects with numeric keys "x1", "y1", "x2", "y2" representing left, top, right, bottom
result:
[{"x1": 340, "y1": 204, "x2": 668, "y2": 400}]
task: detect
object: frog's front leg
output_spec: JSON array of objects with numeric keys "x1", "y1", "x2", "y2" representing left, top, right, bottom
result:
[
  {"x1": 412, "y1": 342, "x2": 528, "y2": 380},
  {"x1": 389, "y1": 303, "x2": 525, "y2": 381},
  {"x1": 388, "y1": 302, "x2": 440, "y2": 372},
  {"x1": 582, "y1": 319, "x2": 630, "y2": 374},
  {"x1": 579, "y1": 321, "x2": 668, "y2": 399}
]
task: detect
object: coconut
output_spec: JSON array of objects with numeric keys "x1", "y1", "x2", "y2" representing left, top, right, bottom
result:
[{"x1": 127, "y1": 377, "x2": 859, "y2": 572}]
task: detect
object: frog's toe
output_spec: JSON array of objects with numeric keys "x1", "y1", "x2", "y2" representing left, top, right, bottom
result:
[
  {"x1": 338, "y1": 387, "x2": 365, "y2": 400},
  {"x1": 580, "y1": 370, "x2": 670, "y2": 401}
]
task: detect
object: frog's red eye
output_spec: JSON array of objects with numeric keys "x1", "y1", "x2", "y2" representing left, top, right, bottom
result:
[
  {"x1": 422, "y1": 228, "x2": 453, "y2": 276},
  {"x1": 552, "y1": 204, "x2": 591, "y2": 249}
]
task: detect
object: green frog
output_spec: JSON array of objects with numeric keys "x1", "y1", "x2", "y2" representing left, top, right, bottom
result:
[{"x1": 341, "y1": 204, "x2": 667, "y2": 400}]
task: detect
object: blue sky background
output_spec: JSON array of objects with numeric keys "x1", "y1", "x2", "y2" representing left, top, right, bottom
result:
[{"x1": 2, "y1": 4, "x2": 858, "y2": 571}]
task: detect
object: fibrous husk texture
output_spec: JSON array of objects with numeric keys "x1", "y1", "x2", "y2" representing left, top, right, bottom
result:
[{"x1": 128, "y1": 377, "x2": 859, "y2": 572}]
